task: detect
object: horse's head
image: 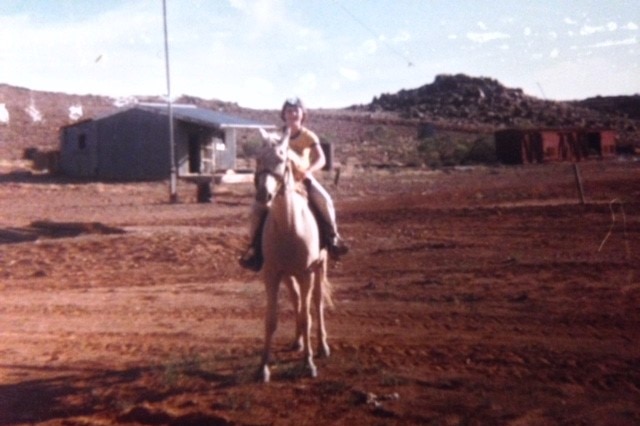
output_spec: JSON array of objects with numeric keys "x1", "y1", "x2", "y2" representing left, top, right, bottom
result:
[{"x1": 255, "y1": 128, "x2": 290, "y2": 205}]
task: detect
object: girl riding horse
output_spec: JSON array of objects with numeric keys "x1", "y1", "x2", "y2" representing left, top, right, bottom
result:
[{"x1": 240, "y1": 97, "x2": 349, "y2": 271}]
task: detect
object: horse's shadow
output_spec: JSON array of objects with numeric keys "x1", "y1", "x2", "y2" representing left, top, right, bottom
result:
[
  {"x1": 0, "y1": 360, "x2": 244, "y2": 425},
  {"x1": 0, "y1": 221, "x2": 125, "y2": 245}
]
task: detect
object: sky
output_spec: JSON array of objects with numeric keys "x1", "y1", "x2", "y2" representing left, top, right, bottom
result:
[{"x1": 0, "y1": 0, "x2": 638, "y2": 109}]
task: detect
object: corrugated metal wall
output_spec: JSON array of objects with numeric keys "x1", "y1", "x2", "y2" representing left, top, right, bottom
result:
[
  {"x1": 495, "y1": 129, "x2": 617, "y2": 165},
  {"x1": 59, "y1": 108, "x2": 240, "y2": 181}
]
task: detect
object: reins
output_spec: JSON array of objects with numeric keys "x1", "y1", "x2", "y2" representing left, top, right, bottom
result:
[
  {"x1": 275, "y1": 161, "x2": 295, "y2": 197},
  {"x1": 255, "y1": 157, "x2": 292, "y2": 201}
]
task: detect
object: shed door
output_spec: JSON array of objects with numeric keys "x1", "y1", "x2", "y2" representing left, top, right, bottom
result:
[
  {"x1": 188, "y1": 134, "x2": 201, "y2": 173},
  {"x1": 63, "y1": 125, "x2": 98, "y2": 177},
  {"x1": 587, "y1": 132, "x2": 602, "y2": 156}
]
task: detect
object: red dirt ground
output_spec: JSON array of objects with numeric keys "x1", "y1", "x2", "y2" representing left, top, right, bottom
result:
[{"x1": 0, "y1": 160, "x2": 639, "y2": 425}]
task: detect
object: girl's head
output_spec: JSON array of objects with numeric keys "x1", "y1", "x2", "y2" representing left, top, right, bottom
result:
[{"x1": 280, "y1": 97, "x2": 307, "y2": 125}]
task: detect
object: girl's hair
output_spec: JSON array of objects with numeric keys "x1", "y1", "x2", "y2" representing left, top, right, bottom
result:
[{"x1": 280, "y1": 97, "x2": 307, "y2": 123}]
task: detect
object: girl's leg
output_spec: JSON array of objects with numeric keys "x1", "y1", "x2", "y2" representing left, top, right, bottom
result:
[
  {"x1": 239, "y1": 201, "x2": 267, "y2": 271},
  {"x1": 305, "y1": 177, "x2": 349, "y2": 257}
]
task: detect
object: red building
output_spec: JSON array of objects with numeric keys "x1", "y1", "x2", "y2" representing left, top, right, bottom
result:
[{"x1": 495, "y1": 128, "x2": 616, "y2": 164}]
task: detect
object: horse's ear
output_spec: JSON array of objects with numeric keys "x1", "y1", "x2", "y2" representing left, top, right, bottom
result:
[
  {"x1": 280, "y1": 128, "x2": 290, "y2": 149},
  {"x1": 259, "y1": 128, "x2": 272, "y2": 145}
]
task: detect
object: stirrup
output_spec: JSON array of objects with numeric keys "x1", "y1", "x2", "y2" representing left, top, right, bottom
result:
[
  {"x1": 328, "y1": 237, "x2": 349, "y2": 259},
  {"x1": 239, "y1": 249, "x2": 262, "y2": 272}
]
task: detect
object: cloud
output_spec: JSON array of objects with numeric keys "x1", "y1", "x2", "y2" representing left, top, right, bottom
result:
[
  {"x1": 580, "y1": 22, "x2": 618, "y2": 36},
  {"x1": 362, "y1": 38, "x2": 378, "y2": 54},
  {"x1": 0, "y1": 3, "x2": 166, "y2": 96},
  {"x1": 228, "y1": 0, "x2": 284, "y2": 26},
  {"x1": 228, "y1": 0, "x2": 323, "y2": 49},
  {"x1": 532, "y1": 56, "x2": 639, "y2": 99},
  {"x1": 2, "y1": 1, "x2": 637, "y2": 109},
  {"x1": 590, "y1": 37, "x2": 637, "y2": 48},
  {"x1": 339, "y1": 67, "x2": 360, "y2": 81},
  {"x1": 393, "y1": 30, "x2": 411, "y2": 43},
  {"x1": 466, "y1": 31, "x2": 510, "y2": 43},
  {"x1": 580, "y1": 25, "x2": 602, "y2": 36},
  {"x1": 246, "y1": 76, "x2": 275, "y2": 95},
  {"x1": 295, "y1": 73, "x2": 318, "y2": 95}
]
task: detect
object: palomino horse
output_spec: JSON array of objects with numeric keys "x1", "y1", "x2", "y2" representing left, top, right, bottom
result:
[{"x1": 254, "y1": 128, "x2": 332, "y2": 383}]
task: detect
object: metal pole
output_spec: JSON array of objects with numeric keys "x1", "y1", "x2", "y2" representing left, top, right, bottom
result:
[
  {"x1": 573, "y1": 163, "x2": 585, "y2": 205},
  {"x1": 163, "y1": 0, "x2": 178, "y2": 203}
]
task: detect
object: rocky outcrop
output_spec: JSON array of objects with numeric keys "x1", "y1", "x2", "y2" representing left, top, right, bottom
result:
[
  {"x1": 574, "y1": 95, "x2": 640, "y2": 120},
  {"x1": 352, "y1": 74, "x2": 636, "y2": 136},
  {"x1": 354, "y1": 74, "x2": 638, "y2": 147}
]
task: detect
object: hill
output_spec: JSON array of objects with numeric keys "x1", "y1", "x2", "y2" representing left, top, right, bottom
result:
[
  {"x1": 352, "y1": 74, "x2": 638, "y2": 144},
  {"x1": 574, "y1": 94, "x2": 640, "y2": 120},
  {"x1": 0, "y1": 84, "x2": 246, "y2": 162},
  {"x1": 1, "y1": 75, "x2": 638, "y2": 168}
]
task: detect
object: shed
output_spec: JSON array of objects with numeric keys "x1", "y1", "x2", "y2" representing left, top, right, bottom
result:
[
  {"x1": 59, "y1": 104, "x2": 273, "y2": 181},
  {"x1": 495, "y1": 128, "x2": 617, "y2": 165}
]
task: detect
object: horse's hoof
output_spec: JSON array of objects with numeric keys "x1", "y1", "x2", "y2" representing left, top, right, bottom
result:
[
  {"x1": 289, "y1": 340, "x2": 303, "y2": 352},
  {"x1": 307, "y1": 363, "x2": 318, "y2": 379},
  {"x1": 318, "y1": 343, "x2": 330, "y2": 358}
]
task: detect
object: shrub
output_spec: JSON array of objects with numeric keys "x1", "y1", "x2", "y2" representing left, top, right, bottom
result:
[
  {"x1": 240, "y1": 137, "x2": 263, "y2": 159},
  {"x1": 417, "y1": 133, "x2": 497, "y2": 168},
  {"x1": 465, "y1": 136, "x2": 498, "y2": 164}
]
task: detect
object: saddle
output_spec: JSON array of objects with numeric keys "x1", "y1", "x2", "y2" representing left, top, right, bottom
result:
[{"x1": 246, "y1": 179, "x2": 331, "y2": 271}]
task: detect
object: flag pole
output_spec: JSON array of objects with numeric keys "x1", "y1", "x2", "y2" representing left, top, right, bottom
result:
[{"x1": 163, "y1": 0, "x2": 178, "y2": 203}]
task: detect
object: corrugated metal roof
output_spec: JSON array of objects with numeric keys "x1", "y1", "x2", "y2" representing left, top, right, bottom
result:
[
  {"x1": 137, "y1": 104, "x2": 274, "y2": 129},
  {"x1": 60, "y1": 103, "x2": 276, "y2": 130}
]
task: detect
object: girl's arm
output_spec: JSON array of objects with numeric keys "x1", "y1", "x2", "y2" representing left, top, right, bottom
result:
[{"x1": 306, "y1": 142, "x2": 326, "y2": 175}]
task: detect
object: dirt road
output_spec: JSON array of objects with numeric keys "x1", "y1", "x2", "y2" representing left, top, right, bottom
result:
[{"x1": 1, "y1": 161, "x2": 639, "y2": 425}]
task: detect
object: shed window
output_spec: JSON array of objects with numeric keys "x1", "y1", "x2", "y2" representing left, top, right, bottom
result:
[{"x1": 214, "y1": 138, "x2": 226, "y2": 151}]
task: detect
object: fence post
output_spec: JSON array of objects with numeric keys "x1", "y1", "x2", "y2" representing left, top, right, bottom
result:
[{"x1": 573, "y1": 163, "x2": 585, "y2": 204}]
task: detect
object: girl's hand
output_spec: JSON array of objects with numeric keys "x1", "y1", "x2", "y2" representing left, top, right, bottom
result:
[{"x1": 291, "y1": 163, "x2": 307, "y2": 181}]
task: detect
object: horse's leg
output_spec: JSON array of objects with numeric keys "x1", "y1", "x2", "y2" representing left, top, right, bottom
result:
[
  {"x1": 314, "y1": 258, "x2": 330, "y2": 358},
  {"x1": 260, "y1": 271, "x2": 281, "y2": 383},
  {"x1": 284, "y1": 276, "x2": 303, "y2": 352},
  {"x1": 298, "y1": 272, "x2": 317, "y2": 378}
]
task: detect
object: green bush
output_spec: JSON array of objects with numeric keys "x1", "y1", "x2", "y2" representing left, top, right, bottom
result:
[
  {"x1": 417, "y1": 133, "x2": 497, "y2": 168},
  {"x1": 240, "y1": 137, "x2": 263, "y2": 159},
  {"x1": 466, "y1": 136, "x2": 498, "y2": 164}
]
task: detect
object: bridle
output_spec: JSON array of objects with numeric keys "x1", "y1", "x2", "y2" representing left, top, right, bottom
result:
[{"x1": 255, "y1": 145, "x2": 292, "y2": 204}]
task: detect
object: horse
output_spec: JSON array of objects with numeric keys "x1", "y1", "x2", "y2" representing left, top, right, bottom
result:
[{"x1": 254, "y1": 128, "x2": 332, "y2": 383}]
